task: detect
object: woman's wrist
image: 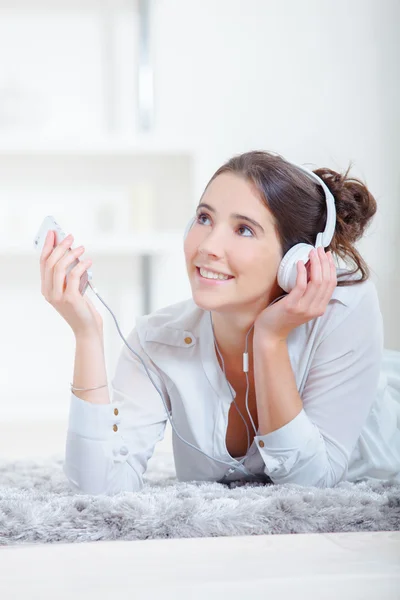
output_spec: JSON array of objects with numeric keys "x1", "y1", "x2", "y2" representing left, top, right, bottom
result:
[
  {"x1": 254, "y1": 327, "x2": 287, "y2": 349},
  {"x1": 74, "y1": 326, "x2": 104, "y2": 344}
]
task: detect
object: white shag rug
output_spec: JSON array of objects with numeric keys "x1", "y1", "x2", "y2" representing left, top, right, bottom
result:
[{"x1": 1, "y1": 449, "x2": 399, "y2": 546}]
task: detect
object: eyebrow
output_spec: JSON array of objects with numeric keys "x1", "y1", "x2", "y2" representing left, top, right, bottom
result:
[{"x1": 196, "y1": 203, "x2": 265, "y2": 233}]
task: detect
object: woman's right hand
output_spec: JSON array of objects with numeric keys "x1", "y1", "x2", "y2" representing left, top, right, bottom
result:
[{"x1": 40, "y1": 230, "x2": 103, "y2": 339}]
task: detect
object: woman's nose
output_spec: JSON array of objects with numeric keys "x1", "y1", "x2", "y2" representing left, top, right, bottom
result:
[
  {"x1": 198, "y1": 227, "x2": 227, "y2": 252},
  {"x1": 198, "y1": 240, "x2": 223, "y2": 258}
]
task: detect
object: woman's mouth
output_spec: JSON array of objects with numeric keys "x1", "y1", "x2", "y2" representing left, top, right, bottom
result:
[{"x1": 195, "y1": 266, "x2": 235, "y2": 285}]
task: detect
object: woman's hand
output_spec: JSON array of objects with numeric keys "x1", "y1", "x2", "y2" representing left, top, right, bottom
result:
[
  {"x1": 40, "y1": 230, "x2": 103, "y2": 339},
  {"x1": 254, "y1": 246, "x2": 337, "y2": 343}
]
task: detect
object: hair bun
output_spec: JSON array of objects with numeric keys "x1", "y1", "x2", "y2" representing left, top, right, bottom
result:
[{"x1": 313, "y1": 164, "x2": 377, "y2": 245}]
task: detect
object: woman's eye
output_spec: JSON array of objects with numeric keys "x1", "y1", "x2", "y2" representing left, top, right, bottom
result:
[
  {"x1": 196, "y1": 213, "x2": 254, "y2": 237},
  {"x1": 197, "y1": 213, "x2": 210, "y2": 225},
  {"x1": 237, "y1": 226, "x2": 254, "y2": 236}
]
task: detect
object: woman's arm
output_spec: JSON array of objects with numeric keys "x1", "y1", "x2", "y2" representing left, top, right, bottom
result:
[
  {"x1": 251, "y1": 283, "x2": 384, "y2": 488},
  {"x1": 72, "y1": 332, "x2": 110, "y2": 404},
  {"x1": 64, "y1": 326, "x2": 171, "y2": 495},
  {"x1": 253, "y1": 334, "x2": 303, "y2": 436}
]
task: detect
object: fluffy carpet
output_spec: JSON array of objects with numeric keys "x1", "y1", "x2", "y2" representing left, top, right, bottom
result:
[{"x1": 0, "y1": 449, "x2": 399, "y2": 546}]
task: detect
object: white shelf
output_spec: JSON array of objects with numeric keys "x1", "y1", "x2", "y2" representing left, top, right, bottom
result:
[
  {"x1": 0, "y1": 135, "x2": 194, "y2": 157},
  {"x1": 2, "y1": 230, "x2": 186, "y2": 256}
]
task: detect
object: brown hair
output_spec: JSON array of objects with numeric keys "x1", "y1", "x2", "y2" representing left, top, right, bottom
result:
[{"x1": 202, "y1": 150, "x2": 378, "y2": 287}]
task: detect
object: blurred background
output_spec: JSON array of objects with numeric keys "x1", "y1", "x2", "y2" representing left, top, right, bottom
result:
[{"x1": 0, "y1": 0, "x2": 399, "y2": 460}]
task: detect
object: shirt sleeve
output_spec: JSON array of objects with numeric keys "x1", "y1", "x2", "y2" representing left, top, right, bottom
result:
[
  {"x1": 254, "y1": 282, "x2": 384, "y2": 488},
  {"x1": 63, "y1": 325, "x2": 171, "y2": 495}
]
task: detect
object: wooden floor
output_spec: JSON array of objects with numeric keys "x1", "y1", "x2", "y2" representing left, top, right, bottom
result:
[{"x1": 1, "y1": 531, "x2": 399, "y2": 599}]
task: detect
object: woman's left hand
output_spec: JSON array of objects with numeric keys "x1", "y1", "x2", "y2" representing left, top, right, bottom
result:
[{"x1": 254, "y1": 246, "x2": 337, "y2": 343}]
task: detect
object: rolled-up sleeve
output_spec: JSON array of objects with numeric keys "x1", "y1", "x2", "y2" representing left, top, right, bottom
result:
[
  {"x1": 63, "y1": 324, "x2": 171, "y2": 495},
  {"x1": 254, "y1": 283, "x2": 384, "y2": 488}
]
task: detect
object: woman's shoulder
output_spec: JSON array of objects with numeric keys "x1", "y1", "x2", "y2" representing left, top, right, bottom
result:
[
  {"x1": 318, "y1": 268, "x2": 382, "y2": 341},
  {"x1": 329, "y1": 268, "x2": 378, "y2": 309},
  {"x1": 134, "y1": 297, "x2": 205, "y2": 348}
]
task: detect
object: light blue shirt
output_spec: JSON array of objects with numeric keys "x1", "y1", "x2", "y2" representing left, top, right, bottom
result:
[{"x1": 64, "y1": 271, "x2": 400, "y2": 494}]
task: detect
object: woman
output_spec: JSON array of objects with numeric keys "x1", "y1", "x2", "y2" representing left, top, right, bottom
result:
[{"x1": 40, "y1": 150, "x2": 400, "y2": 495}]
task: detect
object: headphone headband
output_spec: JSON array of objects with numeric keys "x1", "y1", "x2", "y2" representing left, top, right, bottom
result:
[{"x1": 291, "y1": 163, "x2": 336, "y2": 248}]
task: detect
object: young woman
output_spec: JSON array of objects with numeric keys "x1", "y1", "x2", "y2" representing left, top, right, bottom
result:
[{"x1": 40, "y1": 150, "x2": 400, "y2": 495}]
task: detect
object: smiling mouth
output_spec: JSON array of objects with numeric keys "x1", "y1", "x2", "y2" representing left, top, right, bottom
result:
[{"x1": 195, "y1": 266, "x2": 235, "y2": 282}]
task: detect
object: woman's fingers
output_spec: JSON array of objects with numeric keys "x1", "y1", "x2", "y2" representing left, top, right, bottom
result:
[
  {"x1": 40, "y1": 230, "x2": 55, "y2": 296},
  {"x1": 41, "y1": 231, "x2": 74, "y2": 299},
  {"x1": 64, "y1": 256, "x2": 92, "y2": 298},
  {"x1": 52, "y1": 245, "x2": 86, "y2": 300},
  {"x1": 314, "y1": 246, "x2": 332, "y2": 303},
  {"x1": 298, "y1": 248, "x2": 321, "y2": 305},
  {"x1": 300, "y1": 247, "x2": 335, "y2": 314}
]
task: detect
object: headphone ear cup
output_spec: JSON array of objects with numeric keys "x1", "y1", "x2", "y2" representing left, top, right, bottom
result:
[
  {"x1": 183, "y1": 217, "x2": 196, "y2": 241},
  {"x1": 278, "y1": 243, "x2": 315, "y2": 293}
]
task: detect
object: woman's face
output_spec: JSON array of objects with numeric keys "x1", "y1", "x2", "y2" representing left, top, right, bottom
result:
[{"x1": 184, "y1": 172, "x2": 285, "y2": 313}]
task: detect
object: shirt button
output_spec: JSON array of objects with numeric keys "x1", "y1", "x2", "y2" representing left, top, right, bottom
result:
[
  {"x1": 258, "y1": 440, "x2": 265, "y2": 448},
  {"x1": 119, "y1": 446, "x2": 129, "y2": 456},
  {"x1": 184, "y1": 336, "x2": 192, "y2": 344},
  {"x1": 113, "y1": 408, "x2": 119, "y2": 416},
  {"x1": 113, "y1": 424, "x2": 118, "y2": 432}
]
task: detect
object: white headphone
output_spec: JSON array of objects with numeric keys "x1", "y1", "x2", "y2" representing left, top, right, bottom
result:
[{"x1": 184, "y1": 161, "x2": 337, "y2": 293}]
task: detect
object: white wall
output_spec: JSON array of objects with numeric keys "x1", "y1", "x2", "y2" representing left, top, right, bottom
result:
[
  {"x1": 152, "y1": 0, "x2": 400, "y2": 349},
  {"x1": 0, "y1": 0, "x2": 398, "y2": 431}
]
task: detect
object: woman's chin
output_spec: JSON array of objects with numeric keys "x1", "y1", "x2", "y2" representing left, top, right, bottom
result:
[
  {"x1": 191, "y1": 291, "x2": 236, "y2": 311},
  {"x1": 191, "y1": 294, "x2": 215, "y2": 309}
]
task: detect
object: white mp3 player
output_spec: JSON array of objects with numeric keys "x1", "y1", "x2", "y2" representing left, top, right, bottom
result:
[{"x1": 33, "y1": 215, "x2": 93, "y2": 296}]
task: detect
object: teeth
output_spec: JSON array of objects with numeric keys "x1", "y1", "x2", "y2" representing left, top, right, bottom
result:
[{"x1": 199, "y1": 267, "x2": 231, "y2": 280}]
